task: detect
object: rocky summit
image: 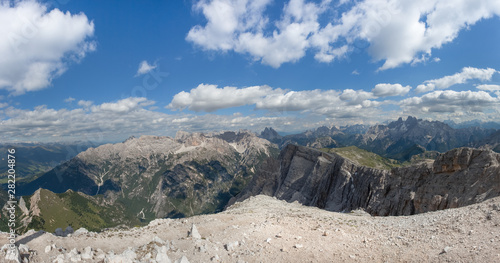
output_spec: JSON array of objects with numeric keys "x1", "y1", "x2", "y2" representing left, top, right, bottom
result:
[{"x1": 232, "y1": 144, "x2": 500, "y2": 216}]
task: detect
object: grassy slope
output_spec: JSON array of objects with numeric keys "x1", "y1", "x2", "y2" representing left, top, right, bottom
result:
[
  {"x1": 321, "y1": 146, "x2": 402, "y2": 170},
  {"x1": 23, "y1": 189, "x2": 134, "y2": 233}
]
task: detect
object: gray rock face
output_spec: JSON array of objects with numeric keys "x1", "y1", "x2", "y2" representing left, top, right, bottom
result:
[{"x1": 233, "y1": 145, "x2": 500, "y2": 216}]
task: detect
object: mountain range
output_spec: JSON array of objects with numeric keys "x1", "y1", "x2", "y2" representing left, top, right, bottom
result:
[
  {"x1": 261, "y1": 116, "x2": 498, "y2": 161},
  {"x1": 3, "y1": 116, "x2": 500, "y2": 235},
  {"x1": 6, "y1": 131, "x2": 277, "y2": 233}
]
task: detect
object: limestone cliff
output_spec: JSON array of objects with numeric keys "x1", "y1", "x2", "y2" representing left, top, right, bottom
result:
[{"x1": 232, "y1": 145, "x2": 500, "y2": 216}]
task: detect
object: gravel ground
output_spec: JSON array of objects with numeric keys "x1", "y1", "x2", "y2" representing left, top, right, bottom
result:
[{"x1": 1, "y1": 195, "x2": 500, "y2": 262}]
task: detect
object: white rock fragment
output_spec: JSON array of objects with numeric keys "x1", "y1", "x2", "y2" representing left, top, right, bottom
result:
[
  {"x1": 442, "y1": 246, "x2": 451, "y2": 254},
  {"x1": 73, "y1": 228, "x2": 89, "y2": 237},
  {"x1": 18, "y1": 244, "x2": 29, "y2": 254},
  {"x1": 68, "y1": 248, "x2": 81, "y2": 262},
  {"x1": 5, "y1": 247, "x2": 21, "y2": 263},
  {"x1": 155, "y1": 246, "x2": 171, "y2": 263},
  {"x1": 189, "y1": 224, "x2": 201, "y2": 239},
  {"x1": 108, "y1": 248, "x2": 137, "y2": 263},
  {"x1": 225, "y1": 241, "x2": 239, "y2": 251},
  {"x1": 174, "y1": 255, "x2": 190, "y2": 263},
  {"x1": 152, "y1": 236, "x2": 166, "y2": 245},
  {"x1": 294, "y1": 244, "x2": 303, "y2": 249},
  {"x1": 266, "y1": 238, "x2": 272, "y2": 243},
  {"x1": 81, "y1": 246, "x2": 92, "y2": 260},
  {"x1": 53, "y1": 254, "x2": 65, "y2": 263},
  {"x1": 45, "y1": 245, "x2": 52, "y2": 253}
]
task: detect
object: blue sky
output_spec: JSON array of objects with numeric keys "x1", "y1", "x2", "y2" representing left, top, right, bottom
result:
[{"x1": 1, "y1": 0, "x2": 500, "y2": 142}]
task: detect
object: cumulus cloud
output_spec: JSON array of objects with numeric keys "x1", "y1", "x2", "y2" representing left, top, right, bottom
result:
[
  {"x1": 77, "y1": 100, "x2": 93, "y2": 108},
  {"x1": 187, "y1": 0, "x2": 500, "y2": 69},
  {"x1": 0, "y1": 1, "x2": 95, "y2": 95},
  {"x1": 476, "y1": 84, "x2": 500, "y2": 92},
  {"x1": 91, "y1": 97, "x2": 155, "y2": 113},
  {"x1": 415, "y1": 67, "x2": 497, "y2": 93},
  {"x1": 167, "y1": 83, "x2": 399, "y2": 120},
  {"x1": 372, "y1": 83, "x2": 411, "y2": 97},
  {"x1": 136, "y1": 60, "x2": 156, "y2": 76},
  {"x1": 401, "y1": 90, "x2": 500, "y2": 114},
  {"x1": 255, "y1": 89, "x2": 341, "y2": 111},
  {"x1": 167, "y1": 84, "x2": 284, "y2": 112}
]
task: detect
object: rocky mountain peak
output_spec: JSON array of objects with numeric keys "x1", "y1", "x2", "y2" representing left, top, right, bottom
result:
[
  {"x1": 388, "y1": 116, "x2": 419, "y2": 129},
  {"x1": 260, "y1": 127, "x2": 282, "y2": 141},
  {"x1": 123, "y1": 135, "x2": 136, "y2": 143}
]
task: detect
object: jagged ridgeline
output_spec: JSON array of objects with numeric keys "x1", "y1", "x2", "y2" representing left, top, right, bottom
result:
[
  {"x1": 261, "y1": 116, "x2": 498, "y2": 161},
  {"x1": 232, "y1": 145, "x2": 500, "y2": 216},
  {"x1": 9, "y1": 131, "x2": 278, "y2": 233}
]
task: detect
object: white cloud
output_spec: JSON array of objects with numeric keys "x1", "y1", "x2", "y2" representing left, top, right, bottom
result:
[
  {"x1": 477, "y1": 84, "x2": 500, "y2": 92},
  {"x1": 339, "y1": 89, "x2": 375, "y2": 105},
  {"x1": 78, "y1": 100, "x2": 93, "y2": 108},
  {"x1": 136, "y1": 60, "x2": 156, "y2": 76},
  {"x1": 415, "y1": 67, "x2": 497, "y2": 93},
  {"x1": 64, "y1": 97, "x2": 75, "y2": 103},
  {"x1": 372, "y1": 83, "x2": 411, "y2": 97},
  {"x1": 0, "y1": 97, "x2": 317, "y2": 142},
  {"x1": 167, "y1": 83, "x2": 395, "y2": 120},
  {"x1": 0, "y1": 1, "x2": 95, "y2": 95},
  {"x1": 255, "y1": 89, "x2": 342, "y2": 111},
  {"x1": 91, "y1": 97, "x2": 155, "y2": 113},
  {"x1": 401, "y1": 90, "x2": 500, "y2": 114},
  {"x1": 187, "y1": 0, "x2": 500, "y2": 69},
  {"x1": 167, "y1": 84, "x2": 283, "y2": 112}
]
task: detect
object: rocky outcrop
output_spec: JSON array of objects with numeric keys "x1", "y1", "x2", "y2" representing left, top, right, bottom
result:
[{"x1": 232, "y1": 145, "x2": 500, "y2": 216}]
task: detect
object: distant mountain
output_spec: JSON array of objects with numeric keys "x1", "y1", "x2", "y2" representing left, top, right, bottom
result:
[
  {"x1": 14, "y1": 131, "x2": 278, "y2": 232},
  {"x1": 339, "y1": 124, "x2": 369, "y2": 134},
  {"x1": 478, "y1": 129, "x2": 500, "y2": 152},
  {"x1": 261, "y1": 116, "x2": 496, "y2": 161},
  {"x1": 445, "y1": 119, "x2": 500, "y2": 130},
  {"x1": 0, "y1": 142, "x2": 95, "y2": 183},
  {"x1": 260, "y1": 127, "x2": 282, "y2": 143},
  {"x1": 357, "y1": 116, "x2": 495, "y2": 160}
]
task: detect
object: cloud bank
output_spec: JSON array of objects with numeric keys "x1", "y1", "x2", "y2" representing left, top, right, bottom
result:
[{"x1": 187, "y1": 0, "x2": 500, "y2": 69}]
